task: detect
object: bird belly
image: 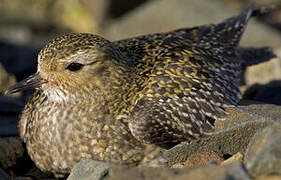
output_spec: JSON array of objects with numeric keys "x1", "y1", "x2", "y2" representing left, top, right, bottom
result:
[{"x1": 22, "y1": 103, "x2": 145, "y2": 175}]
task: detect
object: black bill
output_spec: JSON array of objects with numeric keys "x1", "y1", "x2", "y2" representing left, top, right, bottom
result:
[{"x1": 5, "y1": 72, "x2": 44, "y2": 95}]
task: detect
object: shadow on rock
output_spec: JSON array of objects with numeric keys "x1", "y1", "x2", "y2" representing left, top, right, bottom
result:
[{"x1": 243, "y1": 80, "x2": 281, "y2": 105}]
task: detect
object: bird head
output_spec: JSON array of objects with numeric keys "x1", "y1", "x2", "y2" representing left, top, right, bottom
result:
[{"x1": 6, "y1": 33, "x2": 129, "y2": 102}]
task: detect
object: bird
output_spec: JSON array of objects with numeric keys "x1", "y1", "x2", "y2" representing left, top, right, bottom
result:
[{"x1": 5, "y1": 4, "x2": 275, "y2": 178}]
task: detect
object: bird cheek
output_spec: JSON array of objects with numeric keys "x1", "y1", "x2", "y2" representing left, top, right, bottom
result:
[
  {"x1": 39, "y1": 72, "x2": 49, "y2": 83},
  {"x1": 40, "y1": 71, "x2": 60, "y2": 88}
]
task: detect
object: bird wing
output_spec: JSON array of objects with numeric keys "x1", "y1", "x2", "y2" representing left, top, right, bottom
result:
[
  {"x1": 127, "y1": 46, "x2": 241, "y2": 147},
  {"x1": 117, "y1": 4, "x2": 258, "y2": 147}
]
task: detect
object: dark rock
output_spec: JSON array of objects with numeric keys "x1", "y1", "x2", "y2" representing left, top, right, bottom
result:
[
  {"x1": 0, "y1": 137, "x2": 37, "y2": 178},
  {"x1": 245, "y1": 122, "x2": 281, "y2": 177},
  {"x1": 106, "y1": 0, "x2": 149, "y2": 19},
  {"x1": 0, "y1": 137, "x2": 25, "y2": 169},
  {"x1": 0, "y1": 41, "x2": 39, "y2": 137},
  {"x1": 243, "y1": 80, "x2": 281, "y2": 105},
  {"x1": 0, "y1": 168, "x2": 12, "y2": 180},
  {"x1": 238, "y1": 46, "x2": 277, "y2": 67},
  {"x1": 0, "y1": 137, "x2": 42, "y2": 179},
  {"x1": 0, "y1": 96, "x2": 25, "y2": 137},
  {"x1": 0, "y1": 96, "x2": 24, "y2": 113},
  {"x1": 23, "y1": 167, "x2": 54, "y2": 180},
  {"x1": 0, "y1": 41, "x2": 39, "y2": 82},
  {"x1": 0, "y1": 118, "x2": 19, "y2": 137},
  {"x1": 67, "y1": 159, "x2": 115, "y2": 180}
]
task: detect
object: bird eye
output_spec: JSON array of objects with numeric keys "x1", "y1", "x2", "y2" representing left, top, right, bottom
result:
[{"x1": 66, "y1": 63, "x2": 84, "y2": 71}]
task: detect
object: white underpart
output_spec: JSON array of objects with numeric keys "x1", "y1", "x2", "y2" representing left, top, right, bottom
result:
[{"x1": 42, "y1": 85, "x2": 71, "y2": 103}]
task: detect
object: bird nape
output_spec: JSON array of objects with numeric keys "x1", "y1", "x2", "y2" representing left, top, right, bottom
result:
[{"x1": 6, "y1": 3, "x2": 275, "y2": 178}]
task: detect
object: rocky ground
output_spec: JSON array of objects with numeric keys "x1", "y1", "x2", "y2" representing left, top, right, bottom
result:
[{"x1": 0, "y1": 0, "x2": 280, "y2": 179}]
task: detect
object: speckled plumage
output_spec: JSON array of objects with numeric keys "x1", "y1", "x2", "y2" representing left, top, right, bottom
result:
[{"x1": 6, "y1": 4, "x2": 275, "y2": 177}]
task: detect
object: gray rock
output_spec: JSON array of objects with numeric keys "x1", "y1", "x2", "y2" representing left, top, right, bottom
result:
[
  {"x1": 105, "y1": 0, "x2": 281, "y2": 48},
  {"x1": 67, "y1": 159, "x2": 115, "y2": 180},
  {"x1": 110, "y1": 162, "x2": 251, "y2": 180},
  {"x1": 245, "y1": 122, "x2": 281, "y2": 177},
  {"x1": 164, "y1": 100, "x2": 281, "y2": 166}
]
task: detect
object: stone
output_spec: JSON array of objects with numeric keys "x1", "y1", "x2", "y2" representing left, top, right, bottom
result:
[
  {"x1": 14, "y1": 177, "x2": 33, "y2": 180},
  {"x1": 110, "y1": 162, "x2": 251, "y2": 180},
  {"x1": 0, "y1": 137, "x2": 52, "y2": 179},
  {"x1": 172, "y1": 151, "x2": 223, "y2": 168},
  {"x1": 106, "y1": 0, "x2": 149, "y2": 19},
  {"x1": 0, "y1": 96, "x2": 24, "y2": 136},
  {"x1": 0, "y1": 41, "x2": 39, "y2": 82},
  {"x1": 0, "y1": 168, "x2": 12, "y2": 180},
  {"x1": 245, "y1": 122, "x2": 281, "y2": 177},
  {"x1": 23, "y1": 168, "x2": 54, "y2": 180},
  {"x1": 256, "y1": 175, "x2": 281, "y2": 180},
  {"x1": 0, "y1": 137, "x2": 25, "y2": 169},
  {"x1": 67, "y1": 159, "x2": 115, "y2": 180}
]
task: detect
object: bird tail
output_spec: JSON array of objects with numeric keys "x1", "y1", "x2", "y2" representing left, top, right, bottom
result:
[
  {"x1": 211, "y1": 3, "x2": 275, "y2": 49},
  {"x1": 235, "y1": 4, "x2": 277, "y2": 66},
  {"x1": 214, "y1": 4, "x2": 254, "y2": 48}
]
